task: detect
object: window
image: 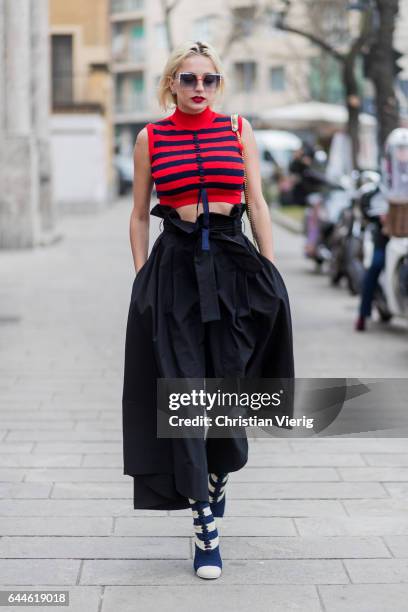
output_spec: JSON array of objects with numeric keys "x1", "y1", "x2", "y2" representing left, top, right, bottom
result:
[
  {"x1": 130, "y1": 73, "x2": 145, "y2": 110},
  {"x1": 51, "y1": 34, "x2": 73, "y2": 106},
  {"x1": 309, "y1": 55, "x2": 343, "y2": 103},
  {"x1": 234, "y1": 62, "x2": 257, "y2": 92},
  {"x1": 192, "y1": 15, "x2": 218, "y2": 43},
  {"x1": 269, "y1": 66, "x2": 285, "y2": 92},
  {"x1": 154, "y1": 23, "x2": 167, "y2": 49},
  {"x1": 232, "y1": 7, "x2": 256, "y2": 36},
  {"x1": 129, "y1": 20, "x2": 145, "y2": 62},
  {"x1": 116, "y1": 73, "x2": 125, "y2": 111},
  {"x1": 112, "y1": 23, "x2": 126, "y2": 62},
  {"x1": 132, "y1": 73, "x2": 144, "y2": 93},
  {"x1": 131, "y1": 21, "x2": 144, "y2": 39},
  {"x1": 112, "y1": 20, "x2": 145, "y2": 63},
  {"x1": 115, "y1": 73, "x2": 145, "y2": 113}
]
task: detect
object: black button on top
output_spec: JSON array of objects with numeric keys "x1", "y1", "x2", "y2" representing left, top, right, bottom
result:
[{"x1": 194, "y1": 133, "x2": 204, "y2": 177}]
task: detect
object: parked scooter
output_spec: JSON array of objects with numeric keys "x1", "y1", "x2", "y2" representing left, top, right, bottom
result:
[
  {"x1": 378, "y1": 128, "x2": 408, "y2": 321},
  {"x1": 303, "y1": 174, "x2": 351, "y2": 269},
  {"x1": 351, "y1": 128, "x2": 408, "y2": 329},
  {"x1": 330, "y1": 170, "x2": 382, "y2": 295},
  {"x1": 380, "y1": 236, "x2": 408, "y2": 320}
]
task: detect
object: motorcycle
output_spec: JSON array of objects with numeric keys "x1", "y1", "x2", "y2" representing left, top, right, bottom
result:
[
  {"x1": 380, "y1": 128, "x2": 408, "y2": 322},
  {"x1": 329, "y1": 170, "x2": 381, "y2": 295},
  {"x1": 381, "y1": 236, "x2": 408, "y2": 321},
  {"x1": 303, "y1": 173, "x2": 351, "y2": 269}
]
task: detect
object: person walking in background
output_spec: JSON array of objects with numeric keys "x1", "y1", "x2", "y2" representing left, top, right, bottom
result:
[
  {"x1": 355, "y1": 212, "x2": 390, "y2": 331},
  {"x1": 289, "y1": 143, "x2": 317, "y2": 206}
]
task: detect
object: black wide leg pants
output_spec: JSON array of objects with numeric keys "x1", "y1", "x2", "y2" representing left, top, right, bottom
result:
[{"x1": 122, "y1": 203, "x2": 295, "y2": 510}]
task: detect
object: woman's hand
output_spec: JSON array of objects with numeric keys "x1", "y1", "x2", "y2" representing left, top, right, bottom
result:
[
  {"x1": 135, "y1": 264, "x2": 146, "y2": 276},
  {"x1": 264, "y1": 255, "x2": 276, "y2": 266}
]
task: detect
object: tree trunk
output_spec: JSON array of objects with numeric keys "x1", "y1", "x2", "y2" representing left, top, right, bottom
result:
[
  {"x1": 160, "y1": 0, "x2": 175, "y2": 52},
  {"x1": 369, "y1": 0, "x2": 400, "y2": 152},
  {"x1": 343, "y1": 48, "x2": 362, "y2": 170},
  {"x1": 343, "y1": 7, "x2": 377, "y2": 170},
  {"x1": 275, "y1": 22, "x2": 366, "y2": 170}
]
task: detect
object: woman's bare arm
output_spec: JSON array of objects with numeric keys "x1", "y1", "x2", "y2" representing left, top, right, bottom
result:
[
  {"x1": 130, "y1": 127, "x2": 154, "y2": 274},
  {"x1": 241, "y1": 118, "x2": 276, "y2": 264}
]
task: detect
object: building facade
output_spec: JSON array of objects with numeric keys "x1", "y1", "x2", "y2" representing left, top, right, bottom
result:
[
  {"x1": 109, "y1": 0, "x2": 316, "y2": 154},
  {"x1": 49, "y1": 0, "x2": 115, "y2": 210},
  {"x1": 0, "y1": 0, "x2": 55, "y2": 248}
]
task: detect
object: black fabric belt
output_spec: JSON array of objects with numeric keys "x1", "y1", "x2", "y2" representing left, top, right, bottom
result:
[{"x1": 150, "y1": 202, "x2": 263, "y2": 323}]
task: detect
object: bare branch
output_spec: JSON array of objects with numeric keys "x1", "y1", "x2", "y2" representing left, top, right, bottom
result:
[
  {"x1": 275, "y1": 22, "x2": 344, "y2": 62},
  {"x1": 220, "y1": 30, "x2": 243, "y2": 59},
  {"x1": 168, "y1": 0, "x2": 181, "y2": 12}
]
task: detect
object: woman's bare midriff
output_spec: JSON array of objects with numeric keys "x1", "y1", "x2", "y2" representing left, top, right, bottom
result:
[{"x1": 174, "y1": 202, "x2": 236, "y2": 222}]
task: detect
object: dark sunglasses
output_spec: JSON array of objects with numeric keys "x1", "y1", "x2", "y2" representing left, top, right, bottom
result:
[{"x1": 176, "y1": 72, "x2": 223, "y2": 90}]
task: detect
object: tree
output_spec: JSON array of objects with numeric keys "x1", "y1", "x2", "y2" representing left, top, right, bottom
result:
[
  {"x1": 159, "y1": 0, "x2": 181, "y2": 52},
  {"x1": 221, "y1": 1, "x2": 383, "y2": 168},
  {"x1": 161, "y1": 0, "x2": 401, "y2": 160},
  {"x1": 363, "y1": 0, "x2": 400, "y2": 150},
  {"x1": 271, "y1": 0, "x2": 375, "y2": 169}
]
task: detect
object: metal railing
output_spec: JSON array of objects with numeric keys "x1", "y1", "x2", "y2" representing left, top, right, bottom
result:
[
  {"x1": 111, "y1": 0, "x2": 144, "y2": 13},
  {"x1": 112, "y1": 42, "x2": 145, "y2": 64},
  {"x1": 115, "y1": 92, "x2": 146, "y2": 114},
  {"x1": 51, "y1": 74, "x2": 107, "y2": 112}
]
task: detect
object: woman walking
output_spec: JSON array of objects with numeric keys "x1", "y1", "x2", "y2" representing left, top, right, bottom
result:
[{"x1": 122, "y1": 40, "x2": 295, "y2": 579}]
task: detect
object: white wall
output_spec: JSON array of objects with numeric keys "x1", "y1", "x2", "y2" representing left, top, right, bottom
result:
[{"x1": 50, "y1": 113, "x2": 109, "y2": 212}]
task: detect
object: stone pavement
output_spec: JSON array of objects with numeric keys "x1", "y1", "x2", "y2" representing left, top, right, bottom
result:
[{"x1": 0, "y1": 197, "x2": 407, "y2": 612}]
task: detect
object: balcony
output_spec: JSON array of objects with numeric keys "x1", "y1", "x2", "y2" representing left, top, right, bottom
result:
[
  {"x1": 115, "y1": 92, "x2": 146, "y2": 116},
  {"x1": 51, "y1": 74, "x2": 106, "y2": 114},
  {"x1": 110, "y1": 0, "x2": 144, "y2": 21},
  {"x1": 112, "y1": 42, "x2": 145, "y2": 69},
  {"x1": 226, "y1": 0, "x2": 256, "y2": 7},
  {"x1": 111, "y1": 0, "x2": 144, "y2": 12}
]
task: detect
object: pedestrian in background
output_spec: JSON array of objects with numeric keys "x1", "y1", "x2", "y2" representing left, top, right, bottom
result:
[{"x1": 355, "y1": 212, "x2": 390, "y2": 331}]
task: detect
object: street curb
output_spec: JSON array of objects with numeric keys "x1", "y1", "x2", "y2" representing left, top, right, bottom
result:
[{"x1": 269, "y1": 206, "x2": 303, "y2": 235}]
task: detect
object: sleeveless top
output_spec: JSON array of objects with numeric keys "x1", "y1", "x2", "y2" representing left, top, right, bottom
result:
[{"x1": 146, "y1": 105, "x2": 245, "y2": 209}]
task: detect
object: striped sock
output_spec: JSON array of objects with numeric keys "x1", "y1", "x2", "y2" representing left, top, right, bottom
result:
[
  {"x1": 189, "y1": 498, "x2": 222, "y2": 579},
  {"x1": 208, "y1": 472, "x2": 229, "y2": 518}
]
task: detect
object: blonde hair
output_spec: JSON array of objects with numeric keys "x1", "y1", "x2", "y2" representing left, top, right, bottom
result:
[{"x1": 157, "y1": 40, "x2": 225, "y2": 111}]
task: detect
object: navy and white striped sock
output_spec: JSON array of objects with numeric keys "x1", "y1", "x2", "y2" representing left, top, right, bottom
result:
[
  {"x1": 189, "y1": 498, "x2": 222, "y2": 579},
  {"x1": 208, "y1": 472, "x2": 229, "y2": 518}
]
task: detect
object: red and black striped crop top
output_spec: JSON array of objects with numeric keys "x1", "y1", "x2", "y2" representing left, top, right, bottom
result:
[{"x1": 146, "y1": 105, "x2": 244, "y2": 208}]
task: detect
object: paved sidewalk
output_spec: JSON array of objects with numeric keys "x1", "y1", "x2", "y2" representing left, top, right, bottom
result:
[{"x1": 0, "y1": 198, "x2": 407, "y2": 612}]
